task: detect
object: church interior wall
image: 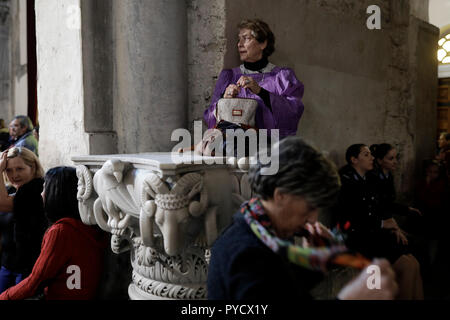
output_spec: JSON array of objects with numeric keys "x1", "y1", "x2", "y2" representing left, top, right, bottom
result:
[
  {"x1": 35, "y1": 0, "x2": 437, "y2": 198},
  {"x1": 218, "y1": 0, "x2": 438, "y2": 200}
]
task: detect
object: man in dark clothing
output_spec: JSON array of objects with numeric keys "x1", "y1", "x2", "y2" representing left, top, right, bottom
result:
[{"x1": 5, "y1": 116, "x2": 39, "y2": 156}]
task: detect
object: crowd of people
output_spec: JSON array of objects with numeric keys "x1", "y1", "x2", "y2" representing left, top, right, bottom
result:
[
  {"x1": 0, "y1": 115, "x2": 107, "y2": 300},
  {"x1": 0, "y1": 18, "x2": 448, "y2": 301}
]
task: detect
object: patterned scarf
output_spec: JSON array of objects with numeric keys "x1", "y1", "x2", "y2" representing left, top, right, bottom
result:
[{"x1": 241, "y1": 198, "x2": 370, "y2": 273}]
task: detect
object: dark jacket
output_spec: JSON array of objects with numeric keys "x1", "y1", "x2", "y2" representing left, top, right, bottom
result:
[
  {"x1": 336, "y1": 165, "x2": 387, "y2": 233},
  {"x1": 0, "y1": 178, "x2": 47, "y2": 275},
  {"x1": 207, "y1": 213, "x2": 323, "y2": 300},
  {"x1": 336, "y1": 165, "x2": 406, "y2": 263},
  {"x1": 367, "y1": 168, "x2": 409, "y2": 218}
]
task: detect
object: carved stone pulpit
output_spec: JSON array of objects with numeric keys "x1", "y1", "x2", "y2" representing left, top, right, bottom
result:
[{"x1": 72, "y1": 152, "x2": 253, "y2": 300}]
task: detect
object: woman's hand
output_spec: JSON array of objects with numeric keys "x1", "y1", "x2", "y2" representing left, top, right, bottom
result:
[
  {"x1": 237, "y1": 76, "x2": 261, "y2": 95},
  {"x1": 302, "y1": 222, "x2": 334, "y2": 247},
  {"x1": 408, "y1": 207, "x2": 422, "y2": 216},
  {"x1": 393, "y1": 228, "x2": 409, "y2": 245},
  {"x1": 381, "y1": 218, "x2": 398, "y2": 230},
  {"x1": 223, "y1": 84, "x2": 239, "y2": 98},
  {"x1": 0, "y1": 151, "x2": 8, "y2": 173}
]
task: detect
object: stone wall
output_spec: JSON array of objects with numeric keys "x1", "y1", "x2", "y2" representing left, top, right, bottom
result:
[
  {"x1": 0, "y1": 0, "x2": 29, "y2": 124},
  {"x1": 36, "y1": 0, "x2": 438, "y2": 198},
  {"x1": 0, "y1": 0, "x2": 11, "y2": 120},
  {"x1": 112, "y1": 0, "x2": 188, "y2": 154},
  {"x1": 216, "y1": 0, "x2": 437, "y2": 199},
  {"x1": 187, "y1": 0, "x2": 226, "y2": 131}
]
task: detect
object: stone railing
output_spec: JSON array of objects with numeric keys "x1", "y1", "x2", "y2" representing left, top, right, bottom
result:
[{"x1": 72, "y1": 152, "x2": 253, "y2": 300}]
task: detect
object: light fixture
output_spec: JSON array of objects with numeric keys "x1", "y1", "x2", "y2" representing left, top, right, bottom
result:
[{"x1": 438, "y1": 34, "x2": 450, "y2": 64}]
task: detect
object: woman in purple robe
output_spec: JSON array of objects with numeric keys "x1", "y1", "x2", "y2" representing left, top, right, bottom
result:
[{"x1": 203, "y1": 19, "x2": 305, "y2": 139}]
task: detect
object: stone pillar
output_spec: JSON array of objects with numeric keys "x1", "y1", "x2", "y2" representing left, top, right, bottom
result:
[
  {"x1": 113, "y1": 0, "x2": 188, "y2": 154},
  {"x1": 0, "y1": 0, "x2": 11, "y2": 120},
  {"x1": 35, "y1": 0, "x2": 188, "y2": 169},
  {"x1": 35, "y1": 0, "x2": 90, "y2": 169},
  {"x1": 10, "y1": 0, "x2": 28, "y2": 117},
  {"x1": 80, "y1": 0, "x2": 117, "y2": 156},
  {"x1": 73, "y1": 153, "x2": 246, "y2": 300},
  {"x1": 0, "y1": 0, "x2": 27, "y2": 122}
]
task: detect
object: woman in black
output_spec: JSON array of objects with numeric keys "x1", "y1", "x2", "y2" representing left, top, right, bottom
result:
[
  {"x1": 369, "y1": 144, "x2": 422, "y2": 228},
  {"x1": 0, "y1": 147, "x2": 47, "y2": 293},
  {"x1": 337, "y1": 144, "x2": 423, "y2": 299}
]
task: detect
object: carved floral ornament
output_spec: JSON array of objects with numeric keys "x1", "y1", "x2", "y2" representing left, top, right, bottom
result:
[{"x1": 75, "y1": 157, "x2": 253, "y2": 299}]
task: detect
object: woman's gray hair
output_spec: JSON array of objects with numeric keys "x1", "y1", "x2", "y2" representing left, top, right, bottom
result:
[{"x1": 248, "y1": 137, "x2": 341, "y2": 208}]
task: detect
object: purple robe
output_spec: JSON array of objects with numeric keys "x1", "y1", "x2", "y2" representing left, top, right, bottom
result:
[{"x1": 203, "y1": 66, "x2": 305, "y2": 139}]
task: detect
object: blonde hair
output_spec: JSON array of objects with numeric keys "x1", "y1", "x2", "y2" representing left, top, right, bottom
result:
[{"x1": 6, "y1": 147, "x2": 44, "y2": 179}]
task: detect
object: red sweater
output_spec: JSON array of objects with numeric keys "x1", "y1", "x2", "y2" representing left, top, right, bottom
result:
[{"x1": 0, "y1": 218, "x2": 107, "y2": 300}]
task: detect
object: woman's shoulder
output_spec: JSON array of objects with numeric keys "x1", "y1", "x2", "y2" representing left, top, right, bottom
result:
[
  {"x1": 13, "y1": 178, "x2": 44, "y2": 212},
  {"x1": 215, "y1": 68, "x2": 239, "y2": 84},
  {"x1": 367, "y1": 168, "x2": 382, "y2": 180},
  {"x1": 270, "y1": 66, "x2": 296, "y2": 75},
  {"x1": 219, "y1": 68, "x2": 239, "y2": 76},
  {"x1": 268, "y1": 66, "x2": 301, "y2": 85},
  {"x1": 338, "y1": 165, "x2": 355, "y2": 179},
  {"x1": 213, "y1": 213, "x2": 263, "y2": 253},
  {"x1": 52, "y1": 217, "x2": 84, "y2": 231},
  {"x1": 44, "y1": 218, "x2": 82, "y2": 242},
  {"x1": 17, "y1": 178, "x2": 44, "y2": 194}
]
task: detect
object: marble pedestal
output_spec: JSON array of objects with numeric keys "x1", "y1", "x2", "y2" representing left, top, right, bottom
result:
[{"x1": 72, "y1": 152, "x2": 252, "y2": 300}]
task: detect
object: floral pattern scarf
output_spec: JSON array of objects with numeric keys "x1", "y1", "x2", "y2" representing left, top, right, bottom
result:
[{"x1": 241, "y1": 198, "x2": 370, "y2": 273}]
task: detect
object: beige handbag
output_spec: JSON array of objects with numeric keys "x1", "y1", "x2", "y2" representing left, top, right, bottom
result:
[{"x1": 215, "y1": 98, "x2": 258, "y2": 127}]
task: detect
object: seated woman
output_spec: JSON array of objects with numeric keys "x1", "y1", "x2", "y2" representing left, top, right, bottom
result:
[
  {"x1": 203, "y1": 19, "x2": 305, "y2": 140},
  {"x1": 336, "y1": 144, "x2": 423, "y2": 300},
  {"x1": 207, "y1": 137, "x2": 398, "y2": 300},
  {"x1": 0, "y1": 147, "x2": 47, "y2": 293},
  {"x1": 0, "y1": 167, "x2": 108, "y2": 300},
  {"x1": 368, "y1": 143, "x2": 422, "y2": 236}
]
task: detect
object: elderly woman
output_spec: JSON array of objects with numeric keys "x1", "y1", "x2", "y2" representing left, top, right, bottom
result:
[
  {"x1": 0, "y1": 167, "x2": 108, "y2": 300},
  {"x1": 203, "y1": 19, "x2": 305, "y2": 139},
  {"x1": 0, "y1": 147, "x2": 47, "y2": 293},
  {"x1": 207, "y1": 137, "x2": 398, "y2": 300}
]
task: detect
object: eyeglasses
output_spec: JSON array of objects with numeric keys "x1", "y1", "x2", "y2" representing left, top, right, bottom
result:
[{"x1": 237, "y1": 35, "x2": 255, "y2": 44}]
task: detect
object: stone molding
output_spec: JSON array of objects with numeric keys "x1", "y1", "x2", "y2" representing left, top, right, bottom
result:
[{"x1": 73, "y1": 152, "x2": 252, "y2": 300}]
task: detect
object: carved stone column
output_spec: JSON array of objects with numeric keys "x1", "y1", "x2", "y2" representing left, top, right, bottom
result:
[{"x1": 73, "y1": 152, "x2": 248, "y2": 300}]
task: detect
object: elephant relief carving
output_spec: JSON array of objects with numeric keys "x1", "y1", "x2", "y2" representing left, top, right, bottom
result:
[
  {"x1": 140, "y1": 172, "x2": 218, "y2": 256},
  {"x1": 93, "y1": 159, "x2": 137, "y2": 254},
  {"x1": 76, "y1": 165, "x2": 97, "y2": 225}
]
